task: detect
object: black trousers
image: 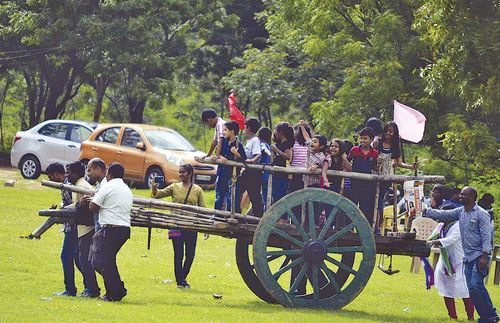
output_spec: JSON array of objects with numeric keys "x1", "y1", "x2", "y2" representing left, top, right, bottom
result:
[
  {"x1": 171, "y1": 231, "x2": 198, "y2": 285},
  {"x1": 238, "y1": 169, "x2": 264, "y2": 217},
  {"x1": 101, "y1": 226, "x2": 130, "y2": 300},
  {"x1": 78, "y1": 229, "x2": 100, "y2": 295}
]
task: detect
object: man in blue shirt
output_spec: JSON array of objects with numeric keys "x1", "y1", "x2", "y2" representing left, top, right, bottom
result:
[{"x1": 424, "y1": 186, "x2": 498, "y2": 322}]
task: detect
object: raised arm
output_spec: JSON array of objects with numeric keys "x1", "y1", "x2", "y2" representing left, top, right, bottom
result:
[
  {"x1": 423, "y1": 207, "x2": 461, "y2": 222},
  {"x1": 152, "y1": 184, "x2": 174, "y2": 199}
]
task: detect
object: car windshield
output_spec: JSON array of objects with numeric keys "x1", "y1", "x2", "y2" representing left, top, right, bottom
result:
[{"x1": 144, "y1": 130, "x2": 196, "y2": 151}]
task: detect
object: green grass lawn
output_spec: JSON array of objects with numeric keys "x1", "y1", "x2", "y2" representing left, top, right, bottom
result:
[{"x1": 0, "y1": 168, "x2": 498, "y2": 322}]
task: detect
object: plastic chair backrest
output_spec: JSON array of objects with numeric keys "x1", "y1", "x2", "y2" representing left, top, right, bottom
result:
[{"x1": 410, "y1": 217, "x2": 438, "y2": 240}]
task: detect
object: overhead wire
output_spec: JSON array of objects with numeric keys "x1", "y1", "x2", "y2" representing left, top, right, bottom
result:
[{"x1": 0, "y1": 47, "x2": 62, "y2": 61}]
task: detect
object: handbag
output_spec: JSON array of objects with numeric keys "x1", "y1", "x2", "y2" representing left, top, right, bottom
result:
[
  {"x1": 89, "y1": 229, "x2": 105, "y2": 274},
  {"x1": 168, "y1": 183, "x2": 193, "y2": 239}
]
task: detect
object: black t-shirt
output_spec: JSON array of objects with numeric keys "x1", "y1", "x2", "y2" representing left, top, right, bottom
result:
[
  {"x1": 273, "y1": 140, "x2": 293, "y2": 179},
  {"x1": 327, "y1": 156, "x2": 343, "y2": 186}
]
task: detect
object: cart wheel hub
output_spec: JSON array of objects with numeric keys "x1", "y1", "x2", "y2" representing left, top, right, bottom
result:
[{"x1": 303, "y1": 239, "x2": 327, "y2": 264}]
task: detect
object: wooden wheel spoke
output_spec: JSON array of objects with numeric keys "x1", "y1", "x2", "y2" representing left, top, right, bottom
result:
[
  {"x1": 289, "y1": 262, "x2": 310, "y2": 294},
  {"x1": 312, "y1": 264, "x2": 320, "y2": 301},
  {"x1": 323, "y1": 223, "x2": 355, "y2": 245},
  {"x1": 267, "y1": 249, "x2": 303, "y2": 257},
  {"x1": 327, "y1": 246, "x2": 364, "y2": 253},
  {"x1": 320, "y1": 263, "x2": 341, "y2": 293},
  {"x1": 271, "y1": 227, "x2": 304, "y2": 248},
  {"x1": 279, "y1": 256, "x2": 291, "y2": 271},
  {"x1": 308, "y1": 201, "x2": 316, "y2": 238},
  {"x1": 286, "y1": 210, "x2": 309, "y2": 241},
  {"x1": 251, "y1": 254, "x2": 282, "y2": 270},
  {"x1": 317, "y1": 208, "x2": 338, "y2": 241},
  {"x1": 273, "y1": 256, "x2": 304, "y2": 280},
  {"x1": 325, "y1": 255, "x2": 358, "y2": 276}
]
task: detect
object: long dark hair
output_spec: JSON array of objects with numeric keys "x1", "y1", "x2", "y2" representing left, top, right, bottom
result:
[
  {"x1": 275, "y1": 122, "x2": 294, "y2": 144},
  {"x1": 294, "y1": 123, "x2": 312, "y2": 146},
  {"x1": 329, "y1": 139, "x2": 345, "y2": 170},
  {"x1": 380, "y1": 121, "x2": 401, "y2": 159},
  {"x1": 180, "y1": 164, "x2": 194, "y2": 183}
]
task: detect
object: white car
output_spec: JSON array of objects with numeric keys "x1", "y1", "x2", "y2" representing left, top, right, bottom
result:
[{"x1": 10, "y1": 120, "x2": 97, "y2": 179}]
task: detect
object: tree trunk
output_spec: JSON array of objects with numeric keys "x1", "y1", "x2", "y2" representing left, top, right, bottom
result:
[
  {"x1": 0, "y1": 77, "x2": 11, "y2": 150},
  {"x1": 128, "y1": 97, "x2": 146, "y2": 123},
  {"x1": 93, "y1": 76, "x2": 109, "y2": 122},
  {"x1": 220, "y1": 88, "x2": 226, "y2": 119},
  {"x1": 266, "y1": 105, "x2": 272, "y2": 129}
]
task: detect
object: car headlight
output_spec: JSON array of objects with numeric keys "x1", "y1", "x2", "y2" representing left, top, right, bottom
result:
[{"x1": 165, "y1": 154, "x2": 184, "y2": 166}]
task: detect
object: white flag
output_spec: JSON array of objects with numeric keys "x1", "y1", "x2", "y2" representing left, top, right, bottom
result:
[{"x1": 393, "y1": 100, "x2": 426, "y2": 143}]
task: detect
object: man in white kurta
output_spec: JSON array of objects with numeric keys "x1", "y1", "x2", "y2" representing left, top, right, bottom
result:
[{"x1": 429, "y1": 221, "x2": 475, "y2": 320}]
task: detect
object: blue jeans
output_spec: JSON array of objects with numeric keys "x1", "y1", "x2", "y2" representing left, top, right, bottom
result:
[
  {"x1": 61, "y1": 229, "x2": 82, "y2": 294},
  {"x1": 464, "y1": 258, "x2": 498, "y2": 322},
  {"x1": 272, "y1": 177, "x2": 289, "y2": 204},
  {"x1": 215, "y1": 174, "x2": 241, "y2": 213}
]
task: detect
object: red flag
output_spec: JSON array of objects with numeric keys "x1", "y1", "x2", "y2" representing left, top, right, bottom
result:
[
  {"x1": 228, "y1": 92, "x2": 246, "y2": 130},
  {"x1": 393, "y1": 100, "x2": 426, "y2": 143}
]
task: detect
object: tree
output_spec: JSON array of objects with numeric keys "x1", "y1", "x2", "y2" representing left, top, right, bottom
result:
[{"x1": 0, "y1": 0, "x2": 96, "y2": 126}]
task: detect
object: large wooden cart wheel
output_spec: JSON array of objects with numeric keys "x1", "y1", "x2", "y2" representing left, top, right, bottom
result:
[
  {"x1": 235, "y1": 238, "x2": 278, "y2": 304},
  {"x1": 253, "y1": 188, "x2": 376, "y2": 309}
]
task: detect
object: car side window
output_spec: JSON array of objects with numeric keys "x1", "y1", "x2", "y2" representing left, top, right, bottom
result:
[
  {"x1": 38, "y1": 123, "x2": 69, "y2": 140},
  {"x1": 69, "y1": 125, "x2": 93, "y2": 143},
  {"x1": 95, "y1": 127, "x2": 120, "y2": 144},
  {"x1": 121, "y1": 128, "x2": 144, "y2": 148}
]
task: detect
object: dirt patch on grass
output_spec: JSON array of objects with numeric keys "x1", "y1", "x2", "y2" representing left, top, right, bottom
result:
[{"x1": 0, "y1": 167, "x2": 47, "y2": 190}]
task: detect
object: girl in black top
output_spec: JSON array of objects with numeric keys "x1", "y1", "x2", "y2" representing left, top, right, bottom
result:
[
  {"x1": 270, "y1": 122, "x2": 294, "y2": 203},
  {"x1": 325, "y1": 139, "x2": 351, "y2": 193}
]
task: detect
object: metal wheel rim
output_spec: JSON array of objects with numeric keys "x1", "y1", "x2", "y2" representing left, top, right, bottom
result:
[
  {"x1": 22, "y1": 159, "x2": 37, "y2": 177},
  {"x1": 253, "y1": 188, "x2": 376, "y2": 309}
]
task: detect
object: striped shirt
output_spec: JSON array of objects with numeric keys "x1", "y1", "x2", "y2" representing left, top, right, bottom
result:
[
  {"x1": 213, "y1": 117, "x2": 225, "y2": 141},
  {"x1": 291, "y1": 141, "x2": 308, "y2": 167},
  {"x1": 304, "y1": 148, "x2": 327, "y2": 187}
]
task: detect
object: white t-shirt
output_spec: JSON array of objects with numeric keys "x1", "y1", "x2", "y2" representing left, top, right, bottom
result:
[
  {"x1": 95, "y1": 177, "x2": 107, "y2": 192},
  {"x1": 245, "y1": 136, "x2": 261, "y2": 160},
  {"x1": 213, "y1": 117, "x2": 225, "y2": 141},
  {"x1": 91, "y1": 178, "x2": 132, "y2": 227}
]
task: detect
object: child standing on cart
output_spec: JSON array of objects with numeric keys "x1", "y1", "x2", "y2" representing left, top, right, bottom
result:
[
  {"x1": 214, "y1": 120, "x2": 247, "y2": 213},
  {"x1": 347, "y1": 127, "x2": 378, "y2": 226}
]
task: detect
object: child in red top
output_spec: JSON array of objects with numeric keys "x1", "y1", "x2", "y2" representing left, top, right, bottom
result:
[{"x1": 347, "y1": 127, "x2": 378, "y2": 226}]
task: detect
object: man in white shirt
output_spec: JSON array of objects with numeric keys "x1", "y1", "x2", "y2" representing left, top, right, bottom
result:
[
  {"x1": 89, "y1": 162, "x2": 132, "y2": 302},
  {"x1": 66, "y1": 161, "x2": 100, "y2": 298}
]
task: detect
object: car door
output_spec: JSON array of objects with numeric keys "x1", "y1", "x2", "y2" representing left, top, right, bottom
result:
[
  {"x1": 88, "y1": 126, "x2": 121, "y2": 166},
  {"x1": 67, "y1": 124, "x2": 93, "y2": 162},
  {"x1": 115, "y1": 127, "x2": 146, "y2": 180},
  {"x1": 37, "y1": 122, "x2": 71, "y2": 167}
]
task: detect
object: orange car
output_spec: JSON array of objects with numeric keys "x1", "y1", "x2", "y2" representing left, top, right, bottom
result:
[{"x1": 79, "y1": 123, "x2": 216, "y2": 188}]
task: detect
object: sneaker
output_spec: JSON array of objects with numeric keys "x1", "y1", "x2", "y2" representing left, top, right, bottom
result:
[
  {"x1": 182, "y1": 282, "x2": 191, "y2": 289},
  {"x1": 99, "y1": 295, "x2": 115, "y2": 302},
  {"x1": 176, "y1": 284, "x2": 185, "y2": 289},
  {"x1": 54, "y1": 290, "x2": 76, "y2": 297},
  {"x1": 80, "y1": 290, "x2": 100, "y2": 298}
]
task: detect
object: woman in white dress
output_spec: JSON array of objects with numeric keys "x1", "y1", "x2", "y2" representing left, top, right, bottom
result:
[{"x1": 428, "y1": 221, "x2": 475, "y2": 320}]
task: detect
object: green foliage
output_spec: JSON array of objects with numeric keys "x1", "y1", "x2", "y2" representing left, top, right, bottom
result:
[{"x1": 414, "y1": 0, "x2": 500, "y2": 113}]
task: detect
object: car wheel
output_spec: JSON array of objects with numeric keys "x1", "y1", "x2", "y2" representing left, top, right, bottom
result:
[
  {"x1": 20, "y1": 155, "x2": 41, "y2": 179},
  {"x1": 145, "y1": 167, "x2": 164, "y2": 189}
]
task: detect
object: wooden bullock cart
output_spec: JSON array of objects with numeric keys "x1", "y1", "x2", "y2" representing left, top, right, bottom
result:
[{"x1": 32, "y1": 157, "x2": 445, "y2": 310}]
